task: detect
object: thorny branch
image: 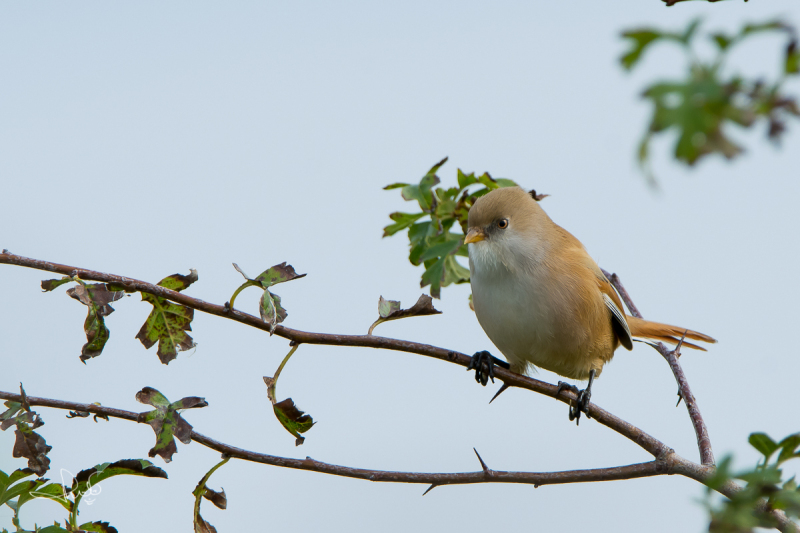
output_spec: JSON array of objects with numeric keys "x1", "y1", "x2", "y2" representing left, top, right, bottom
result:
[
  {"x1": 601, "y1": 268, "x2": 715, "y2": 466},
  {"x1": 0, "y1": 251, "x2": 795, "y2": 532}
]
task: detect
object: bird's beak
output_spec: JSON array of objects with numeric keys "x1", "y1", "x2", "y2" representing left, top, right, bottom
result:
[{"x1": 464, "y1": 228, "x2": 486, "y2": 244}]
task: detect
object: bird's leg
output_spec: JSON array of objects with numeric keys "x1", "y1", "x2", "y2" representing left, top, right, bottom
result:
[
  {"x1": 466, "y1": 350, "x2": 510, "y2": 386},
  {"x1": 556, "y1": 369, "x2": 595, "y2": 425}
]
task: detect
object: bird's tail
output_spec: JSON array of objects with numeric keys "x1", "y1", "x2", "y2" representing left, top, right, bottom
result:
[{"x1": 626, "y1": 316, "x2": 717, "y2": 352}]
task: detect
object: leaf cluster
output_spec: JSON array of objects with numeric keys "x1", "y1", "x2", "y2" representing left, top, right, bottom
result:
[
  {"x1": 0, "y1": 459, "x2": 165, "y2": 533},
  {"x1": 705, "y1": 432, "x2": 800, "y2": 532},
  {"x1": 1, "y1": 386, "x2": 51, "y2": 477},
  {"x1": 621, "y1": 19, "x2": 799, "y2": 181},
  {"x1": 383, "y1": 158, "x2": 521, "y2": 298}
]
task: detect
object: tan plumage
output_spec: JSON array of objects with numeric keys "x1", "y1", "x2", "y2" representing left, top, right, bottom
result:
[{"x1": 465, "y1": 186, "x2": 715, "y2": 382}]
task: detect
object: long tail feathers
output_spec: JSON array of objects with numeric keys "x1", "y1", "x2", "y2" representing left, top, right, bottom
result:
[{"x1": 626, "y1": 316, "x2": 717, "y2": 352}]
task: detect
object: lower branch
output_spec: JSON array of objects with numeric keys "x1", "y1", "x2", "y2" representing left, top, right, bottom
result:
[{"x1": 0, "y1": 390, "x2": 662, "y2": 489}]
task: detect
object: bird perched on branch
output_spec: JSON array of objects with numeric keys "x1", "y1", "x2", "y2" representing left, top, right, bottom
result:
[{"x1": 464, "y1": 186, "x2": 715, "y2": 423}]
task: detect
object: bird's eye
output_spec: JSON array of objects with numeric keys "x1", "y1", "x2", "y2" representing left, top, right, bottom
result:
[{"x1": 497, "y1": 219, "x2": 509, "y2": 229}]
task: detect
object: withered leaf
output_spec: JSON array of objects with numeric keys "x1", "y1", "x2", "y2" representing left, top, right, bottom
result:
[
  {"x1": 13, "y1": 424, "x2": 52, "y2": 476},
  {"x1": 65, "y1": 283, "x2": 123, "y2": 362},
  {"x1": 77, "y1": 521, "x2": 118, "y2": 533},
  {"x1": 135, "y1": 387, "x2": 207, "y2": 462},
  {"x1": 273, "y1": 398, "x2": 315, "y2": 446},
  {"x1": 192, "y1": 456, "x2": 229, "y2": 533},
  {"x1": 135, "y1": 271, "x2": 198, "y2": 364},
  {"x1": 202, "y1": 486, "x2": 227, "y2": 509},
  {"x1": 369, "y1": 295, "x2": 442, "y2": 335},
  {"x1": 229, "y1": 262, "x2": 305, "y2": 333},
  {"x1": 528, "y1": 189, "x2": 550, "y2": 201},
  {"x1": 72, "y1": 459, "x2": 167, "y2": 500}
]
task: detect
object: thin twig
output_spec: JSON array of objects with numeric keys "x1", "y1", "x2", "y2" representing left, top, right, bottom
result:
[{"x1": 602, "y1": 267, "x2": 715, "y2": 466}]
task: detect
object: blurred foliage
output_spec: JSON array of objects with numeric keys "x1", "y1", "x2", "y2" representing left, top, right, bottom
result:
[
  {"x1": 383, "y1": 158, "x2": 520, "y2": 299},
  {"x1": 705, "y1": 431, "x2": 800, "y2": 532},
  {"x1": 622, "y1": 18, "x2": 799, "y2": 182}
]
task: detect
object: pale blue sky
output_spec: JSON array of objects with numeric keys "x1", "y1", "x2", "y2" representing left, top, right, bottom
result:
[{"x1": 2, "y1": 2, "x2": 799, "y2": 532}]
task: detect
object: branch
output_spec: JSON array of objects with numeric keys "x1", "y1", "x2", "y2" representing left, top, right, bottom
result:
[
  {"x1": 1, "y1": 252, "x2": 797, "y2": 532},
  {"x1": 602, "y1": 268, "x2": 715, "y2": 466},
  {"x1": 0, "y1": 390, "x2": 663, "y2": 488},
  {"x1": 1, "y1": 251, "x2": 669, "y2": 459},
  {"x1": 1, "y1": 391, "x2": 796, "y2": 533}
]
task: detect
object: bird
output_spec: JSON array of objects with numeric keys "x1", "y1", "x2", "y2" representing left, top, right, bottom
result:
[{"x1": 463, "y1": 186, "x2": 715, "y2": 423}]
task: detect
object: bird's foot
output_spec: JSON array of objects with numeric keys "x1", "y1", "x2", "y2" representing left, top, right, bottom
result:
[
  {"x1": 466, "y1": 350, "x2": 509, "y2": 386},
  {"x1": 556, "y1": 371, "x2": 595, "y2": 425}
]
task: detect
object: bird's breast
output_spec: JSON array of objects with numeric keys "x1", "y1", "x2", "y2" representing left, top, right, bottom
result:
[{"x1": 469, "y1": 248, "x2": 613, "y2": 380}]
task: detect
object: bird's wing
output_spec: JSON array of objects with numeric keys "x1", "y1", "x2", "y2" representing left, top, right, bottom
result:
[{"x1": 590, "y1": 265, "x2": 634, "y2": 351}]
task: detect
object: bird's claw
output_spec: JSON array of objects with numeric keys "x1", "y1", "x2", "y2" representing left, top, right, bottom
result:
[
  {"x1": 466, "y1": 350, "x2": 509, "y2": 386},
  {"x1": 556, "y1": 370, "x2": 595, "y2": 425}
]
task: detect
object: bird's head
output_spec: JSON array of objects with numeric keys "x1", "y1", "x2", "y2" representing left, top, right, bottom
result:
[{"x1": 465, "y1": 187, "x2": 548, "y2": 271}]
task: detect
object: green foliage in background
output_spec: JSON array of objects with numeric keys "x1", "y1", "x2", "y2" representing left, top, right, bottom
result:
[
  {"x1": 622, "y1": 18, "x2": 799, "y2": 182},
  {"x1": 382, "y1": 157, "x2": 521, "y2": 299},
  {"x1": 706, "y1": 432, "x2": 800, "y2": 532}
]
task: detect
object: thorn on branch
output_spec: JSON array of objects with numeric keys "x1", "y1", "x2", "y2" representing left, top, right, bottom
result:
[
  {"x1": 676, "y1": 390, "x2": 684, "y2": 408},
  {"x1": 223, "y1": 301, "x2": 231, "y2": 313},
  {"x1": 672, "y1": 330, "x2": 688, "y2": 357},
  {"x1": 473, "y1": 448, "x2": 489, "y2": 473},
  {"x1": 489, "y1": 383, "x2": 510, "y2": 404},
  {"x1": 422, "y1": 484, "x2": 438, "y2": 496}
]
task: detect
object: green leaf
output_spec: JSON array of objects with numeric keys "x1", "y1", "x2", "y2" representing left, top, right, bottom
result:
[
  {"x1": 136, "y1": 387, "x2": 207, "y2": 462},
  {"x1": 787, "y1": 40, "x2": 799, "y2": 75},
  {"x1": 711, "y1": 33, "x2": 732, "y2": 51},
  {"x1": 273, "y1": 399, "x2": 315, "y2": 446},
  {"x1": 620, "y1": 29, "x2": 686, "y2": 71},
  {"x1": 18, "y1": 482, "x2": 71, "y2": 512},
  {"x1": 0, "y1": 479, "x2": 42, "y2": 508},
  {"x1": 40, "y1": 277, "x2": 74, "y2": 292},
  {"x1": 740, "y1": 20, "x2": 787, "y2": 38},
  {"x1": 383, "y1": 182, "x2": 410, "y2": 190},
  {"x1": 383, "y1": 212, "x2": 425, "y2": 237},
  {"x1": 417, "y1": 235, "x2": 463, "y2": 263},
  {"x1": 749, "y1": 432, "x2": 779, "y2": 460},
  {"x1": 400, "y1": 158, "x2": 447, "y2": 211},
  {"x1": 457, "y1": 169, "x2": 478, "y2": 189},
  {"x1": 420, "y1": 256, "x2": 446, "y2": 299},
  {"x1": 135, "y1": 271, "x2": 198, "y2": 364},
  {"x1": 777, "y1": 434, "x2": 800, "y2": 465}
]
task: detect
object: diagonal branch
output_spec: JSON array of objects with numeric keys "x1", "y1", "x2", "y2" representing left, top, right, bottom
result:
[{"x1": 602, "y1": 268, "x2": 714, "y2": 466}]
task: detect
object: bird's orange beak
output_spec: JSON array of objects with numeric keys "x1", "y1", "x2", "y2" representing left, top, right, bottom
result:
[{"x1": 464, "y1": 228, "x2": 486, "y2": 244}]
